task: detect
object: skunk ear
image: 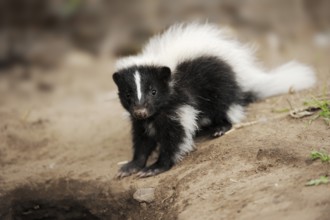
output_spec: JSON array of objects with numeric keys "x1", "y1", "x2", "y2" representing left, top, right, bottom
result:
[
  {"x1": 158, "y1": 66, "x2": 171, "y2": 81},
  {"x1": 112, "y1": 72, "x2": 120, "y2": 85}
]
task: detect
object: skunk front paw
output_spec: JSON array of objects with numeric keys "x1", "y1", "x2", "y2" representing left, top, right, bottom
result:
[
  {"x1": 136, "y1": 162, "x2": 172, "y2": 178},
  {"x1": 116, "y1": 161, "x2": 143, "y2": 179}
]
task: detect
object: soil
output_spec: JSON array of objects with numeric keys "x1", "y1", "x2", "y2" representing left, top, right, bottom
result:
[{"x1": 0, "y1": 41, "x2": 329, "y2": 220}]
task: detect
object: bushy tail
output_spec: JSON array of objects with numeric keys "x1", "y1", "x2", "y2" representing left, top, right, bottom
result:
[{"x1": 254, "y1": 61, "x2": 316, "y2": 99}]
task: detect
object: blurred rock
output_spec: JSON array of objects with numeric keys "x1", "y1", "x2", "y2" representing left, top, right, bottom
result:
[{"x1": 133, "y1": 188, "x2": 155, "y2": 203}]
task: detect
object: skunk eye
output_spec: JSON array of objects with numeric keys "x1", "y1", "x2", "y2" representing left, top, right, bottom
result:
[
  {"x1": 151, "y1": 89, "x2": 157, "y2": 96},
  {"x1": 126, "y1": 93, "x2": 131, "y2": 98}
]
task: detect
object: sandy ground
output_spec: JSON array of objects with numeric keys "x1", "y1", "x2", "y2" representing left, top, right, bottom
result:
[{"x1": 0, "y1": 39, "x2": 330, "y2": 220}]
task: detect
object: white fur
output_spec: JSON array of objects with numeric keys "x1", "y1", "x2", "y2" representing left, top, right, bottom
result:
[
  {"x1": 227, "y1": 104, "x2": 245, "y2": 124},
  {"x1": 250, "y1": 61, "x2": 316, "y2": 98},
  {"x1": 134, "y1": 71, "x2": 142, "y2": 101},
  {"x1": 198, "y1": 117, "x2": 212, "y2": 127},
  {"x1": 145, "y1": 122, "x2": 156, "y2": 137},
  {"x1": 116, "y1": 22, "x2": 316, "y2": 99},
  {"x1": 172, "y1": 105, "x2": 199, "y2": 162}
]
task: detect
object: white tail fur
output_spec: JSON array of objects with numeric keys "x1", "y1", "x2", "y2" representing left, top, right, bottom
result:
[{"x1": 252, "y1": 61, "x2": 316, "y2": 99}]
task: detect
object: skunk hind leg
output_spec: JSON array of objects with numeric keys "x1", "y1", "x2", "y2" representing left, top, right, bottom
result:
[
  {"x1": 210, "y1": 117, "x2": 232, "y2": 138},
  {"x1": 196, "y1": 116, "x2": 233, "y2": 138}
]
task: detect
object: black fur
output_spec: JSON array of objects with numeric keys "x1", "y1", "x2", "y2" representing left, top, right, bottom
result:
[{"x1": 113, "y1": 56, "x2": 256, "y2": 177}]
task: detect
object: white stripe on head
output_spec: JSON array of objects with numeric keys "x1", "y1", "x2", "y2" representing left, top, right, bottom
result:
[{"x1": 134, "y1": 71, "x2": 142, "y2": 101}]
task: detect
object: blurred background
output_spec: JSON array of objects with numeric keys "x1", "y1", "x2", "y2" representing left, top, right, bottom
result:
[{"x1": 0, "y1": 0, "x2": 329, "y2": 95}]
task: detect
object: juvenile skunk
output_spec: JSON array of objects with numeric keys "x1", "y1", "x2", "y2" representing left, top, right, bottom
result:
[{"x1": 113, "y1": 23, "x2": 316, "y2": 178}]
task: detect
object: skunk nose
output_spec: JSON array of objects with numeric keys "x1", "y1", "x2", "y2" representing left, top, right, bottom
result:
[{"x1": 133, "y1": 108, "x2": 148, "y2": 119}]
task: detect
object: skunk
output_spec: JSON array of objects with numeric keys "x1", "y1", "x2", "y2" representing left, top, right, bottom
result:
[{"x1": 113, "y1": 23, "x2": 316, "y2": 178}]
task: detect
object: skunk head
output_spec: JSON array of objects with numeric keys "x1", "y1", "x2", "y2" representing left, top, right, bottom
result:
[{"x1": 113, "y1": 66, "x2": 171, "y2": 120}]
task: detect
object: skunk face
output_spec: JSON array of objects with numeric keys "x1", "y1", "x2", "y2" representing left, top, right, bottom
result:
[{"x1": 113, "y1": 66, "x2": 171, "y2": 120}]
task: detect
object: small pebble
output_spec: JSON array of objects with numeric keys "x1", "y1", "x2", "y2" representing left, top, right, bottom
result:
[{"x1": 133, "y1": 187, "x2": 155, "y2": 203}]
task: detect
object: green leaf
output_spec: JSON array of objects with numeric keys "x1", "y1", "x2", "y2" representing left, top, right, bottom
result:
[
  {"x1": 310, "y1": 150, "x2": 330, "y2": 162},
  {"x1": 306, "y1": 176, "x2": 329, "y2": 186}
]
